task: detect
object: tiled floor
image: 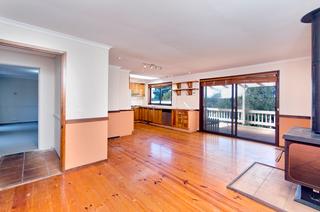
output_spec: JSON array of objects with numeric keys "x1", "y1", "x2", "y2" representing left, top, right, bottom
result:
[
  {"x1": 228, "y1": 163, "x2": 317, "y2": 211},
  {"x1": 0, "y1": 150, "x2": 61, "y2": 190}
]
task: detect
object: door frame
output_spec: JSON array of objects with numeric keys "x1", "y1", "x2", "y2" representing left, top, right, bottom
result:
[
  {"x1": 199, "y1": 71, "x2": 280, "y2": 146},
  {"x1": 0, "y1": 39, "x2": 67, "y2": 170}
]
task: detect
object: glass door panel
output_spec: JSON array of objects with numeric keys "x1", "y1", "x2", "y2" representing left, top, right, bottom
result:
[
  {"x1": 202, "y1": 85, "x2": 234, "y2": 135},
  {"x1": 236, "y1": 82, "x2": 276, "y2": 144}
]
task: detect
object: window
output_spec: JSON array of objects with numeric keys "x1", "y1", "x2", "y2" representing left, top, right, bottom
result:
[{"x1": 149, "y1": 83, "x2": 172, "y2": 105}]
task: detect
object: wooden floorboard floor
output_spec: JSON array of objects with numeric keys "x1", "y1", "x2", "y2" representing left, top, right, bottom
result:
[{"x1": 0, "y1": 123, "x2": 283, "y2": 211}]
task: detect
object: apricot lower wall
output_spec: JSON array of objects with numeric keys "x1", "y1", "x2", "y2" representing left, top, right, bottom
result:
[
  {"x1": 108, "y1": 111, "x2": 134, "y2": 138},
  {"x1": 279, "y1": 115, "x2": 311, "y2": 146},
  {"x1": 65, "y1": 119, "x2": 108, "y2": 170}
]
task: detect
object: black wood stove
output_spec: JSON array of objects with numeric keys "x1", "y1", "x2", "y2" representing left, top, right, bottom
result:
[{"x1": 283, "y1": 8, "x2": 320, "y2": 210}]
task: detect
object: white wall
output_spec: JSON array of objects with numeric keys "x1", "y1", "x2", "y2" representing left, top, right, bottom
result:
[
  {"x1": 54, "y1": 57, "x2": 61, "y2": 156},
  {"x1": 0, "y1": 76, "x2": 38, "y2": 124},
  {"x1": 108, "y1": 65, "x2": 131, "y2": 111},
  {"x1": 0, "y1": 18, "x2": 109, "y2": 120},
  {"x1": 0, "y1": 48, "x2": 58, "y2": 150},
  {"x1": 146, "y1": 57, "x2": 311, "y2": 116}
]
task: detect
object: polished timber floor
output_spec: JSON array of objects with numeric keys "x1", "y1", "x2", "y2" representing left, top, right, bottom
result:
[{"x1": 0, "y1": 123, "x2": 283, "y2": 211}]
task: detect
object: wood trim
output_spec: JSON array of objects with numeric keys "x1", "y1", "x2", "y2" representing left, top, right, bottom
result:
[
  {"x1": 275, "y1": 70, "x2": 280, "y2": 147},
  {"x1": 173, "y1": 80, "x2": 198, "y2": 84},
  {"x1": 148, "y1": 81, "x2": 172, "y2": 88},
  {"x1": 200, "y1": 71, "x2": 278, "y2": 86},
  {"x1": 279, "y1": 114, "x2": 311, "y2": 119},
  {"x1": 148, "y1": 82, "x2": 173, "y2": 105},
  {"x1": 108, "y1": 109, "x2": 133, "y2": 113},
  {"x1": 0, "y1": 39, "x2": 65, "y2": 55},
  {"x1": 66, "y1": 117, "x2": 109, "y2": 124},
  {"x1": 60, "y1": 53, "x2": 67, "y2": 171}
]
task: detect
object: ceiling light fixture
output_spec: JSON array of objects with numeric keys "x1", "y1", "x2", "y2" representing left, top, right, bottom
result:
[{"x1": 142, "y1": 63, "x2": 162, "y2": 71}]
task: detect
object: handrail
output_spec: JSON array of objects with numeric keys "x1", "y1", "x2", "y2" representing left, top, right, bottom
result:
[{"x1": 205, "y1": 107, "x2": 275, "y2": 128}]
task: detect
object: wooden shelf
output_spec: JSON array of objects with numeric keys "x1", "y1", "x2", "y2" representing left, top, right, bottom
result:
[
  {"x1": 173, "y1": 80, "x2": 198, "y2": 84},
  {"x1": 173, "y1": 88, "x2": 198, "y2": 91},
  {"x1": 173, "y1": 88, "x2": 199, "y2": 96},
  {"x1": 173, "y1": 81, "x2": 198, "y2": 96}
]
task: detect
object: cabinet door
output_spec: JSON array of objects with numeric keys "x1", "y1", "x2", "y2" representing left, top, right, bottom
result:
[
  {"x1": 139, "y1": 84, "x2": 145, "y2": 97},
  {"x1": 134, "y1": 108, "x2": 140, "y2": 121},
  {"x1": 148, "y1": 109, "x2": 153, "y2": 122},
  {"x1": 143, "y1": 108, "x2": 148, "y2": 121},
  {"x1": 134, "y1": 108, "x2": 137, "y2": 121},
  {"x1": 153, "y1": 109, "x2": 162, "y2": 124},
  {"x1": 174, "y1": 110, "x2": 188, "y2": 129}
]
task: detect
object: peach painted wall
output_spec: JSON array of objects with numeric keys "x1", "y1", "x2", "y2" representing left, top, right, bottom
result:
[
  {"x1": 108, "y1": 111, "x2": 134, "y2": 138},
  {"x1": 65, "y1": 120, "x2": 108, "y2": 170},
  {"x1": 279, "y1": 116, "x2": 310, "y2": 146}
]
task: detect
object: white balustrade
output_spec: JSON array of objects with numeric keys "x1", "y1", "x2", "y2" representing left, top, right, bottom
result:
[{"x1": 205, "y1": 108, "x2": 275, "y2": 128}]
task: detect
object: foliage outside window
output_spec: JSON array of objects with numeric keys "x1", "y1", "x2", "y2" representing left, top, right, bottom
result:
[{"x1": 149, "y1": 83, "x2": 172, "y2": 105}]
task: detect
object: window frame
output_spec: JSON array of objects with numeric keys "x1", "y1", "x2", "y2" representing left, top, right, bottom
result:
[{"x1": 148, "y1": 82, "x2": 172, "y2": 106}]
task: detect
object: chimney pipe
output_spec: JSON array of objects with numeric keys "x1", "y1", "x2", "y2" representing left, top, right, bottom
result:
[{"x1": 302, "y1": 8, "x2": 320, "y2": 134}]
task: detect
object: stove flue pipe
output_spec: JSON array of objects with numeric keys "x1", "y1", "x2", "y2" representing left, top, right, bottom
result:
[{"x1": 302, "y1": 8, "x2": 320, "y2": 134}]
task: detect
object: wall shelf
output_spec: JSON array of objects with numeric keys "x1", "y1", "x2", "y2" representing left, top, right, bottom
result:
[{"x1": 173, "y1": 81, "x2": 199, "y2": 96}]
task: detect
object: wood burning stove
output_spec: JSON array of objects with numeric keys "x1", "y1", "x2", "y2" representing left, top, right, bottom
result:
[
  {"x1": 284, "y1": 128, "x2": 320, "y2": 209},
  {"x1": 283, "y1": 8, "x2": 320, "y2": 210}
]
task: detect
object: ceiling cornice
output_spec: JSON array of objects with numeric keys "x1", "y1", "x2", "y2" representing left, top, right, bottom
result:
[{"x1": 0, "y1": 16, "x2": 112, "y2": 50}]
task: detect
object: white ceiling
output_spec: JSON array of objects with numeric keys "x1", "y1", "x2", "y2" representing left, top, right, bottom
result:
[{"x1": 0, "y1": 0, "x2": 319, "y2": 77}]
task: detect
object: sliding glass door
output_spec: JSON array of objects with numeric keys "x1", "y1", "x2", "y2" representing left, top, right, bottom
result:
[
  {"x1": 202, "y1": 85, "x2": 234, "y2": 135},
  {"x1": 200, "y1": 72, "x2": 278, "y2": 145},
  {"x1": 236, "y1": 82, "x2": 276, "y2": 144}
]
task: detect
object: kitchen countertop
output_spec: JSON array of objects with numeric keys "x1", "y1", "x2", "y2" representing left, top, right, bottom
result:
[{"x1": 131, "y1": 105, "x2": 199, "y2": 111}]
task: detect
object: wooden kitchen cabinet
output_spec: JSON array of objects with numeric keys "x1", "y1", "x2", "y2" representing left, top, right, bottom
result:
[
  {"x1": 133, "y1": 107, "x2": 199, "y2": 132},
  {"x1": 133, "y1": 107, "x2": 141, "y2": 121},
  {"x1": 172, "y1": 110, "x2": 189, "y2": 129},
  {"x1": 153, "y1": 109, "x2": 162, "y2": 124},
  {"x1": 130, "y1": 83, "x2": 145, "y2": 97}
]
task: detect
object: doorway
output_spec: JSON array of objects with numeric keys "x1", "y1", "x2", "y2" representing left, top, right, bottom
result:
[
  {"x1": 0, "y1": 64, "x2": 39, "y2": 156},
  {"x1": 0, "y1": 41, "x2": 66, "y2": 189},
  {"x1": 200, "y1": 71, "x2": 279, "y2": 145}
]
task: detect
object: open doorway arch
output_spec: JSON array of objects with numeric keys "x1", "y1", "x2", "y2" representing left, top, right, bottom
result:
[{"x1": 0, "y1": 39, "x2": 67, "y2": 171}]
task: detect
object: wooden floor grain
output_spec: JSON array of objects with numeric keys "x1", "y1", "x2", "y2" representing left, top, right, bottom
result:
[{"x1": 0, "y1": 123, "x2": 282, "y2": 211}]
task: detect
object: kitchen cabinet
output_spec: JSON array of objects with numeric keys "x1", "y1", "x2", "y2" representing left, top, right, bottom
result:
[
  {"x1": 172, "y1": 110, "x2": 189, "y2": 129},
  {"x1": 133, "y1": 107, "x2": 199, "y2": 132},
  {"x1": 130, "y1": 83, "x2": 145, "y2": 97},
  {"x1": 153, "y1": 109, "x2": 162, "y2": 124},
  {"x1": 133, "y1": 107, "x2": 141, "y2": 121}
]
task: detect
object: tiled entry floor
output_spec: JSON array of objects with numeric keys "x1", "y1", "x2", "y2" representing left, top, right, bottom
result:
[
  {"x1": 0, "y1": 150, "x2": 61, "y2": 190},
  {"x1": 228, "y1": 162, "x2": 316, "y2": 211}
]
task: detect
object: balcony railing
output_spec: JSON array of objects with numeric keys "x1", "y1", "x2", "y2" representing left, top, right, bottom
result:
[{"x1": 205, "y1": 108, "x2": 275, "y2": 128}]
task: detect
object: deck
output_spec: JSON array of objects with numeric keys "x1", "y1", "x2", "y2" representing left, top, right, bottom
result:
[{"x1": 205, "y1": 124, "x2": 275, "y2": 144}]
